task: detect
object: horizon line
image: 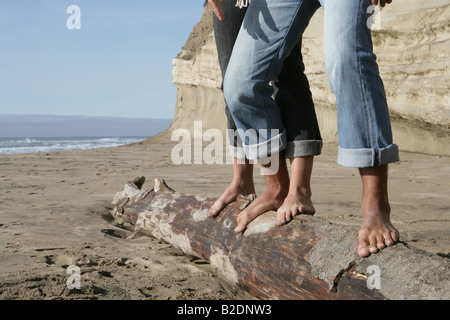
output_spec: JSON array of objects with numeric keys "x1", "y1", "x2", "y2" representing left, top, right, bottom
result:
[{"x1": 0, "y1": 113, "x2": 173, "y2": 121}]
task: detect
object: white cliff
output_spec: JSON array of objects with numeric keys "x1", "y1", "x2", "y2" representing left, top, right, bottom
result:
[{"x1": 150, "y1": 1, "x2": 450, "y2": 156}]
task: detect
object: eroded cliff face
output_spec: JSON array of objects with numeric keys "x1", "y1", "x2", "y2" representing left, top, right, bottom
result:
[
  {"x1": 302, "y1": 0, "x2": 450, "y2": 155},
  {"x1": 150, "y1": 1, "x2": 450, "y2": 156}
]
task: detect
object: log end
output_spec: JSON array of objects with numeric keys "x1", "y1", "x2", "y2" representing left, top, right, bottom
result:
[
  {"x1": 154, "y1": 177, "x2": 176, "y2": 193},
  {"x1": 128, "y1": 176, "x2": 146, "y2": 190}
]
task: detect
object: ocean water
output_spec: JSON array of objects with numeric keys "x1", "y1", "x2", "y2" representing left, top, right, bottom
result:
[{"x1": 0, "y1": 136, "x2": 149, "y2": 155}]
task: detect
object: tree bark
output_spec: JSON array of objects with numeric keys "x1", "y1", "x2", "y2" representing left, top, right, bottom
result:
[{"x1": 111, "y1": 177, "x2": 449, "y2": 300}]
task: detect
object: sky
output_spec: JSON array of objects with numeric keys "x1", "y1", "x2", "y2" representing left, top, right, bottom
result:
[{"x1": 0, "y1": 0, "x2": 205, "y2": 121}]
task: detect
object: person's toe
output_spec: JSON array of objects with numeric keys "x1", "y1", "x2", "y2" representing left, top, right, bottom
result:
[
  {"x1": 358, "y1": 236, "x2": 371, "y2": 257},
  {"x1": 369, "y1": 236, "x2": 379, "y2": 254},
  {"x1": 234, "y1": 213, "x2": 249, "y2": 233},
  {"x1": 383, "y1": 232, "x2": 394, "y2": 246},
  {"x1": 208, "y1": 202, "x2": 222, "y2": 217},
  {"x1": 285, "y1": 211, "x2": 293, "y2": 223},
  {"x1": 376, "y1": 235, "x2": 386, "y2": 250},
  {"x1": 391, "y1": 229, "x2": 400, "y2": 243},
  {"x1": 358, "y1": 246, "x2": 370, "y2": 257},
  {"x1": 275, "y1": 209, "x2": 286, "y2": 226}
]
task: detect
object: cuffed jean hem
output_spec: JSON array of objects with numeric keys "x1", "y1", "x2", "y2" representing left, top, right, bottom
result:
[
  {"x1": 229, "y1": 139, "x2": 322, "y2": 160},
  {"x1": 285, "y1": 140, "x2": 323, "y2": 158},
  {"x1": 337, "y1": 144, "x2": 399, "y2": 168},
  {"x1": 243, "y1": 130, "x2": 287, "y2": 162}
]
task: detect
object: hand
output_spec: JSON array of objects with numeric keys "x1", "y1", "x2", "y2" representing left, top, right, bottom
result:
[
  {"x1": 208, "y1": 0, "x2": 225, "y2": 21},
  {"x1": 372, "y1": 0, "x2": 393, "y2": 7}
]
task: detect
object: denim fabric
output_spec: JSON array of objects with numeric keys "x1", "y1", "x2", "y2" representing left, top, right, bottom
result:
[
  {"x1": 224, "y1": 0, "x2": 399, "y2": 167},
  {"x1": 213, "y1": 0, "x2": 322, "y2": 159}
]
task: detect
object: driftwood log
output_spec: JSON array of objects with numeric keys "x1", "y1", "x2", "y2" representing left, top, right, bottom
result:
[{"x1": 111, "y1": 177, "x2": 449, "y2": 300}]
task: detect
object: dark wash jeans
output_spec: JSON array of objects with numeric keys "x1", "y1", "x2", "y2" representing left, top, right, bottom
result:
[{"x1": 212, "y1": 0, "x2": 322, "y2": 158}]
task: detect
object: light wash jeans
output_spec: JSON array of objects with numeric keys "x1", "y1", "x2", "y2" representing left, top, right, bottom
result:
[
  {"x1": 214, "y1": 0, "x2": 322, "y2": 160},
  {"x1": 223, "y1": 0, "x2": 399, "y2": 168}
]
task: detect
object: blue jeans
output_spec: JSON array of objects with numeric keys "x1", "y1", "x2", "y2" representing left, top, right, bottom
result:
[
  {"x1": 224, "y1": 0, "x2": 399, "y2": 168},
  {"x1": 213, "y1": 0, "x2": 322, "y2": 160}
]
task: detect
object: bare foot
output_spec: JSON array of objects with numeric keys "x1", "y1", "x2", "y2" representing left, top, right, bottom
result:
[
  {"x1": 234, "y1": 182, "x2": 288, "y2": 233},
  {"x1": 357, "y1": 165, "x2": 400, "y2": 257},
  {"x1": 208, "y1": 158, "x2": 255, "y2": 217},
  {"x1": 358, "y1": 210, "x2": 399, "y2": 257},
  {"x1": 234, "y1": 153, "x2": 290, "y2": 233},
  {"x1": 208, "y1": 179, "x2": 255, "y2": 217},
  {"x1": 276, "y1": 156, "x2": 315, "y2": 226},
  {"x1": 276, "y1": 191, "x2": 315, "y2": 226}
]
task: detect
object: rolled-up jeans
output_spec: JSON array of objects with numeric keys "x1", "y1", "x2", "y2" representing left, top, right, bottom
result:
[
  {"x1": 224, "y1": 0, "x2": 399, "y2": 168},
  {"x1": 213, "y1": 0, "x2": 322, "y2": 160}
]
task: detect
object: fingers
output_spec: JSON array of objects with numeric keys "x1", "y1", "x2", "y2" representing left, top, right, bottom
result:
[
  {"x1": 372, "y1": 0, "x2": 393, "y2": 7},
  {"x1": 208, "y1": 0, "x2": 225, "y2": 21}
]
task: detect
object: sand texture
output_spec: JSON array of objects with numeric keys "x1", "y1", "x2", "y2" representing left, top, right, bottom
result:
[
  {"x1": 0, "y1": 142, "x2": 448, "y2": 299},
  {"x1": 2, "y1": 0, "x2": 449, "y2": 301}
]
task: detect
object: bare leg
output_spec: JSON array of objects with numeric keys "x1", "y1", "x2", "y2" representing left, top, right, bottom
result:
[
  {"x1": 276, "y1": 156, "x2": 315, "y2": 226},
  {"x1": 358, "y1": 164, "x2": 400, "y2": 257},
  {"x1": 234, "y1": 153, "x2": 290, "y2": 233},
  {"x1": 208, "y1": 158, "x2": 256, "y2": 217}
]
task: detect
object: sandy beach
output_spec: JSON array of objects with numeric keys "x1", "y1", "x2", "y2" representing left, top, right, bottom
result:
[{"x1": 0, "y1": 141, "x2": 449, "y2": 300}]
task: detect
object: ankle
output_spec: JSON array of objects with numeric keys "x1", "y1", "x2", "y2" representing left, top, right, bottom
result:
[
  {"x1": 230, "y1": 177, "x2": 254, "y2": 192},
  {"x1": 288, "y1": 185, "x2": 312, "y2": 199},
  {"x1": 262, "y1": 180, "x2": 289, "y2": 201},
  {"x1": 361, "y1": 194, "x2": 391, "y2": 218}
]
